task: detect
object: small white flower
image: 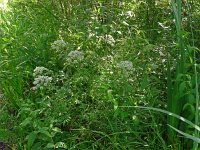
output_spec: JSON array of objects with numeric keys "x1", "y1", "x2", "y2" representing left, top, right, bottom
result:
[
  {"x1": 116, "y1": 61, "x2": 133, "y2": 71},
  {"x1": 125, "y1": 11, "x2": 134, "y2": 18},
  {"x1": 31, "y1": 87, "x2": 37, "y2": 91},
  {"x1": 102, "y1": 55, "x2": 114, "y2": 62},
  {"x1": 88, "y1": 33, "x2": 96, "y2": 39},
  {"x1": 104, "y1": 35, "x2": 115, "y2": 46}
]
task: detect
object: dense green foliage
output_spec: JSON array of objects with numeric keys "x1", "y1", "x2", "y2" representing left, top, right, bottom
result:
[{"x1": 0, "y1": 0, "x2": 200, "y2": 149}]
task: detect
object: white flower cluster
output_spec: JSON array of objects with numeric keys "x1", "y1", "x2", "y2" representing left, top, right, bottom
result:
[
  {"x1": 51, "y1": 39, "x2": 66, "y2": 51},
  {"x1": 32, "y1": 76, "x2": 53, "y2": 90},
  {"x1": 67, "y1": 50, "x2": 84, "y2": 62},
  {"x1": 116, "y1": 61, "x2": 133, "y2": 71},
  {"x1": 32, "y1": 67, "x2": 52, "y2": 90},
  {"x1": 104, "y1": 34, "x2": 115, "y2": 46},
  {"x1": 33, "y1": 67, "x2": 49, "y2": 77}
]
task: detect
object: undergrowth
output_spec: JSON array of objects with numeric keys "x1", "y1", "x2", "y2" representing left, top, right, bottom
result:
[{"x1": 0, "y1": 0, "x2": 199, "y2": 149}]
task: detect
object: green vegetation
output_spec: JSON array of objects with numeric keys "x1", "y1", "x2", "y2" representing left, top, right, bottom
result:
[{"x1": 0, "y1": 0, "x2": 200, "y2": 149}]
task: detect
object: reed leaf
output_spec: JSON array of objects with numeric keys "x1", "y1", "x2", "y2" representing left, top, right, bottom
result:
[{"x1": 167, "y1": 0, "x2": 186, "y2": 140}]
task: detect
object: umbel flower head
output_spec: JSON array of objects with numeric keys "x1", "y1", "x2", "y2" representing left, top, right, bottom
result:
[
  {"x1": 67, "y1": 50, "x2": 84, "y2": 61},
  {"x1": 116, "y1": 60, "x2": 133, "y2": 71},
  {"x1": 51, "y1": 39, "x2": 66, "y2": 51},
  {"x1": 32, "y1": 66, "x2": 52, "y2": 90},
  {"x1": 32, "y1": 75, "x2": 53, "y2": 90},
  {"x1": 33, "y1": 67, "x2": 49, "y2": 77}
]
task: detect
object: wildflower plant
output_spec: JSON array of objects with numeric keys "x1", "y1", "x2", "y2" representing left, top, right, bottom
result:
[
  {"x1": 116, "y1": 60, "x2": 133, "y2": 71},
  {"x1": 51, "y1": 39, "x2": 67, "y2": 51},
  {"x1": 90, "y1": 57, "x2": 136, "y2": 110},
  {"x1": 99, "y1": 34, "x2": 115, "y2": 47},
  {"x1": 3, "y1": 0, "x2": 199, "y2": 149},
  {"x1": 116, "y1": 60, "x2": 134, "y2": 79},
  {"x1": 68, "y1": 50, "x2": 84, "y2": 61},
  {"x1": 33, "y1": 67, "x2": 49, "y2": 77},
  {"x1": 65, "y1": 50, "x2": 84, "y2": 65},
  {"x1": 32, "y1": 67, "x2": 53, "y2": 90},
  {"x1": 50, "y1": 39, "x2": 68, "y2": 62}
]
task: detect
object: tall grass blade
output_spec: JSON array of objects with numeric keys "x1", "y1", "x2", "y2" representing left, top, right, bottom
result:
[
  {"x1": 167, "y1": 0, "x2": 186, "y2": 140},
  {"x1": 185, "y1": 0, "x2": 199, "y2": 149},
  {"x1": 168, "y1": 125, "x2": 200, "y2": 144},
  {"x1": 119, "y1": 105, "x2": 200, "y2": 132},
  {"x1": 120, "y1": 105, "x2": 200, "y2": 144}
]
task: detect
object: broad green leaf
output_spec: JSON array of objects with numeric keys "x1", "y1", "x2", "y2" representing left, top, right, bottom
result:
[
  {"x1": 20, "y1": 117, "x2": 32, "y2": 127},
  {"x1": 38, "y1": 128, "x2": 52, "y2": 138},
  {"x1": 27, "y1": 131, "x2": 37, "y2": 150},
  {"x1": 46, "y1": 143, "x2": 55, "y2": 149},
  {"x1": 31, "y1": 142, "x2": 42, "y2": 150}
]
